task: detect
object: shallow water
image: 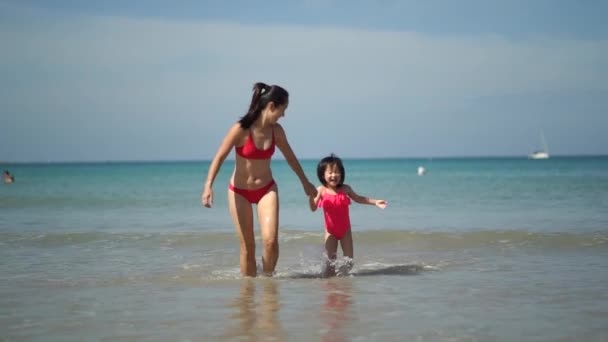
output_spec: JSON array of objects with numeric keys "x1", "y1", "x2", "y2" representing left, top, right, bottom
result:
[{"x1": 1, "y1": 157, "x2": 608, "y2": 340}]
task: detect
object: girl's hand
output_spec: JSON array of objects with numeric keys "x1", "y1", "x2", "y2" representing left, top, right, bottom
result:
[
  {"x1": 202, "y1": 186, "x2": 213, "y2": 208},
  {"x1": 375, "y1": 200, "x2": 388, "y2": 209},
  {"x1": 303, "y1": 181, "x2": 317, "y2": 197}
]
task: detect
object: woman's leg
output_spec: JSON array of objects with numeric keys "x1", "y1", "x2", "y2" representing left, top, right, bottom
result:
[
  {"x1": 228, "y1": 189, "x2": 256, "y2": 277},
  {"x1": 256, "y1": 185, "x2": 279, "y2": 275}
]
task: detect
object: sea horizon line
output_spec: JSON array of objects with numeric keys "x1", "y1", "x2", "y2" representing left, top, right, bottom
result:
[{"x1": 2, "y1": 154, "x2": 607, "y2": 165}]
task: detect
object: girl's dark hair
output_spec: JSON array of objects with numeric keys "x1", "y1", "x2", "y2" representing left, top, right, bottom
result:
[
  {"x1": 317, "y1": 153, "x2": 345, "y2": 187},
  {"x1": 238, "y1": 82, "x2": 289, "y2": 129}
]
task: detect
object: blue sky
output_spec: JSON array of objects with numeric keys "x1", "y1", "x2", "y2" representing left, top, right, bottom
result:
[{"x1": 1, "y1": 0, "x2": 607, "y2": 162}]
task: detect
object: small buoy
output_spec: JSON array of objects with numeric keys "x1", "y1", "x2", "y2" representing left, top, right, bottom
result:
[{"x1": 417, "y1": 166, "x2": 426, "y2": 176}]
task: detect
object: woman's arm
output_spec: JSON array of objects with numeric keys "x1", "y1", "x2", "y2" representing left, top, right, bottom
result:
[
  {"x1": 275, "y1": 124, "x2": 317, "y2": 197},
  {"x1": 201, "y1": 123, "x2": 242, "y2": 208},
  {"x1": 343, "y1": 184, "x2": 388, "y2": 209}
]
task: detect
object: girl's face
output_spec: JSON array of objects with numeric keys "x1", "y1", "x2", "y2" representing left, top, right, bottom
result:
[{"x1": 323, "y1": 163, "x2": 342, "y2": 188}]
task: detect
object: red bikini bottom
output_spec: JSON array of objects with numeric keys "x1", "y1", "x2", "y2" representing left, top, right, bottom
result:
[{"x1": 229, "y1": 180, "x2": 276, "y2": 204}]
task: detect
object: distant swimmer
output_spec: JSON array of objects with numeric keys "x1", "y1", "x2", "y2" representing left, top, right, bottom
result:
[{"x1": 3, "y1": 170, "x2": 14, "y2": 184}]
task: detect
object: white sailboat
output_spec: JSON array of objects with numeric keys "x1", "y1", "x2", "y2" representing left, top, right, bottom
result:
[{"x1": 529, "y1": 130, "x2": 550, "y2": 159}]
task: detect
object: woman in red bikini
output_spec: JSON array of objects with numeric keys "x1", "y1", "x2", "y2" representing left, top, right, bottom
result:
[
  {"x1": 202, "y1": 82, "x2": 317, "y2": 277},
  {"x1": 309, "y1": 154, "x2": 387, "y2": 276}
]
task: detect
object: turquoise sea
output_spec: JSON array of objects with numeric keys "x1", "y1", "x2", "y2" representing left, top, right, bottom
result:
[{"x1": 1, "y1": 157, "x2": 607, "y2": 341}]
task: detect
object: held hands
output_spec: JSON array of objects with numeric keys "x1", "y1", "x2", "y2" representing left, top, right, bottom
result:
[
  {"x1": 308, "y1": 186, "x2": 323, "y2": 211},
  {"x1": 202, "y1": 186, "x2": 213, "y2": 208},
  {"x1": 310, "y1": 186, "x2": 324, "y2": 203},
  {"x1": 375, "y1": 199, "x2": 388, "y2": 209},
  {"x1": 303, "y1": 181, "x2": 317, "y2": 197}
]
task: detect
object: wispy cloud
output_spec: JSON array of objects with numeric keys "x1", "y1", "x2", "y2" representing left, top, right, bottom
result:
[
  {"x1": 3, "y1": 5, "x2": 605, "y2": 97},
  {"x1": 1, "y1": 2, "x2": 607, "y2": 161}
]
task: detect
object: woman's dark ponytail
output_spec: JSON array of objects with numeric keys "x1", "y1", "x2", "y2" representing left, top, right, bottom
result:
[{"x1": 239, "y1": 82, "x2": 289, "y2": 128}]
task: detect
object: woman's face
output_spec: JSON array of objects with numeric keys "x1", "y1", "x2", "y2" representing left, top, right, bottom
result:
[{"x1": 268, "y1": 100, "x2": 288, "y2": 123}]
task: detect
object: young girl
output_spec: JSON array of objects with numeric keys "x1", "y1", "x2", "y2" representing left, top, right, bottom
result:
[{"x1": 309, "y1": 154, "x2": 387, "y2": 276}]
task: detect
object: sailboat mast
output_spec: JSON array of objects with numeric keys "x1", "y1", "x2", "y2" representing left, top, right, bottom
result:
[{"x1": 540, "y1": 130, "x2": 549, "y2": 153}]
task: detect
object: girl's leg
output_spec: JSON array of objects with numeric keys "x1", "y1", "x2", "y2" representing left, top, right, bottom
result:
[
  {"x1": 339, "y1": 229, "x2": 354, "y2": 258},
  {"x1": 338, "y1": 229, "x2": 354, "y2": 274},
  {"x1": 324, "y1": 232, "x2": 339, "y2": 259},
  {"x1": 324, "y1": 232, "x2": 339, "y2": 277},
  {"x1": 228, "y1": 189, "x2": 256, "y2": 277},
  {"x1": 256, "y1": 185, "x2": 279, "y2": 275}
]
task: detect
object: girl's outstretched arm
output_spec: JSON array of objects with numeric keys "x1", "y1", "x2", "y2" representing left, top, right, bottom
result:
[
  {"x1": 201, "y1": 123, "x2": 242, "y2": 208},
  {"x1": 274, "y1": 124, "x2": 317, "y2": 197},
  {"x1": 343, "y1": 184, "x2": 388, "y2": 209}
]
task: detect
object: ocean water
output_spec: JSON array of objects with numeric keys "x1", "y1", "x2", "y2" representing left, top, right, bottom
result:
[{"x1": 1, "y1": 157, "x2": 607, "y2": 341}]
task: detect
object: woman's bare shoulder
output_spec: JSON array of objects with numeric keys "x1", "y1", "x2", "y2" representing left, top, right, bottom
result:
[
  {"x1": 227, "y1": 123, "x2": 248, "y2": 139},
  {"x1": 273, "y1": 123, "x2": 285, "y2": 135},
  {"x1": 228, "y1": 122, "x2": 246, "y2": 133}
]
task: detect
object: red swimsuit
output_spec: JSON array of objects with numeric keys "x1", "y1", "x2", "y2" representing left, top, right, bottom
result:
[
  {"x1": 318, "y1": 192, "x2": 351, "y2": 240},
  {"x1": 229, "y1": 129, "x2": 276, "y2": 204},
  {"x1": 235, "y1": 130, "x2": 275, "y2": 160}
]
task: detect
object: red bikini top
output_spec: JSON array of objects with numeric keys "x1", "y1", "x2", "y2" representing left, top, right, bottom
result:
[{"x1": 235, "y1": 129, "x2": 275, "y2": 160}]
